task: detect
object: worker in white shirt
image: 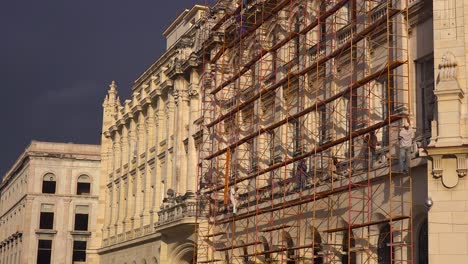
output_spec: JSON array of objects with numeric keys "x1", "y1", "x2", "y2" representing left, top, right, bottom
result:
[
  {"x1": 398, "y1": 117, "x2": 414, "y2": 173},
  {"x1": 229, "y1": 186, "x2": 239, "y2": 215}
]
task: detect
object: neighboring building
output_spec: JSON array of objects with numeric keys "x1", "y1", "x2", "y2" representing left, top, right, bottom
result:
[
  {"x1": 0, "y1": 141, "x2": 100, "y2": 264},
  {"x1": 93, "y1": 5, "x2": 206, "y2": 264},
  {"x1": 425, "y1": 0, "x2": 468, "y2": 263},
  {"x1": 194, "y1": 0, "x2": 437, "y2": 263}
]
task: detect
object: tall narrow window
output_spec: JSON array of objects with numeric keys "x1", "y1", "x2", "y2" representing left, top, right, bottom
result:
[
  {"x1": 291, "y1": 119, "x2": 301, "y2": 156},
  {"x1": 284, "y1": 232, "x2": 296, "y2": 264},
  {"x1": 74, "y1": 205, "x2": 89, "y2": 231},
  {"x1": 416, "y1": 56, "x2": 435, "y2": 141},
  {"x1": 37, "y1": 239, "x2": 52, "y2": 264},
  {"x1": 293, "y1": 15, "x2": 301, "y2": 59},
  {"x1": 267, "y1": 131, "x2": 275, "y2": 165},
  {"x1": 342, "y1": 230, "x2": 356, "y2": 264},
  {"x1": 42, "y1": 173, "x2": 56, "y2": 194},
  {"x1": 378, "y1": 223, "x2": 393, "y2": 264},
  {"x1": 419, "y1": 219, "x2": 428, "y2": 264},
  {"x1": 260, "y1": 236, "x2": 271, "y2": 264},
  {"x1": 319, "y1": 106, "x2": 329, "y2": 145},
  {"x1": 312, "y1": 228, "x2": 323, "y2": 264},
  {"x1": 39, "y1": 204, "x2": 54, "y2": 230},
  {"x1": 319, "y1": 2, "x2": 327, "y2": 43},
  {"x1": 77, "y1": 175, "x2": 91, "y2": 195},
  {"x1": 72, "y1": 240, "x2": 87, "y2": 262}
]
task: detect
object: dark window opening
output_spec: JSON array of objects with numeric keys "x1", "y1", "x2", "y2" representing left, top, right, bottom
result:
[
  {"x1": 37, "y1": 239, "x2": 52, "y2": 264},
  {"x1": 42, "y1": 181, "x2": 56, "y2": 194},
  {"x1": 342, "y1": 230, "x2": 356, "y2": 264},
  {"x1": 39, "y1": 212, "x2": 54, "y2": 230},
  {"x1": 74, "y1": 213, "x2": 89, "y2": 231},
  {"x1": 378, "y1": 223, "x2": 394, "y2": 264},
  {"x1": 77, "y1": 182, "x2": 90, "y2": 195},
  {"x1": 419, "y1": 219, "x2": 428, "y2": 264},
  {"x1": 72, "y1": 240, "x2": 87, "y2": 262}
]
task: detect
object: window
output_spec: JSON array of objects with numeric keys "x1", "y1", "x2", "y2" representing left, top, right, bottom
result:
[
  {"x1": 342, "y1": 230, "x2": 356, "y2": 264},
  {"x1": 319, "y1": 106, "x2": 329, "y2": 145},
  {"x1": 77, "y1": 175, "x2": 91, "y2": 195},
  {"x1": 72, "y1": 240, "x2": 87, "y2": 262},
  {"x1": 42, "y1": 173, "x2": 56, "y2": 194},
  {"x1": 37, "y1": 239, "x2": 52, "y2": 264},
  {"x1": 74, "y1": 205, "x2": 89, "y2": 231},
  {"x1": 39, "y1": 204, "x2": 54, "y2": 230},
  {"x1": 419, "y1": 219, "x2": 428, "y2": 264},
  {"x1": 319, "y1": 2, "x2": 327, "y2": 42},
  {"x1": 416, "y1": 56, "x2": 435, "y2": 140},
  {"x1": 293, "y1": 15, "x2": 301, "y2": 59},
  {"x1": 378, "y1": 223, "x2": 393, "y2": 264},
  {"x1": 312, "y1": 228, "x2": 323, "y2": 264},
  {"x1": 260, "y1": 236, "x2": 271, "y2": 264},
  {"x1": 284, "y1": 232, "x2": 296, "y2": 264}
]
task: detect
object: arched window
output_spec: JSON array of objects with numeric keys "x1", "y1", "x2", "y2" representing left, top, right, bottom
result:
[
  {"x1": 311, "y1": 227, "x2": 323, "y2": 264},
  {"x1": 418, "y1": 219, "x2": 428, "y2": 264},
  {"x1": 42, "y1": 173, "x2": 56, "y2": 194},
  {"x1": 77, "y1": 175, "x2": 91, "y2": 195},
  {"x1": 234, "y1": 240, "x2": 249, "y2": 264},
  {"x1": 378, "y1": 223, "x2": 393, "y2": 263},
  {"x1": 283, "y1": 232, "x2": 295, "y2": 264},
  {"x1": 260, "y1": 236, "x2": 271, "y2": 264},
  {"x1": 342, "y1": 230, "x2": 356, "y2": 264}
]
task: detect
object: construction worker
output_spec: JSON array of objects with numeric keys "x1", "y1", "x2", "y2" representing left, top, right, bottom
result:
[
  {"x1": 229, "y1": 186, "x2": 239, "y2": 215},
  {"x1": 295, "y1": 159, "x2": 308, "y2": 190},
  {"x1": 364, "y1": 131, "x2": 379, "y2": 169},
  {"x1": 399, "y1": 117, "x2": 414, "y2": 173}
]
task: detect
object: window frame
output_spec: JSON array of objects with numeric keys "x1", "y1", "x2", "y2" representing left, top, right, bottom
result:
[
  {"x1": 76, "y1": 175, "x2": 91, "y2": 195},
  {"x1": 42, "y1": 173, "x2": 57, "y2": 194}
]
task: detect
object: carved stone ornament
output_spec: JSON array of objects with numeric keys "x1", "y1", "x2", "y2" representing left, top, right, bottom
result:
[
  {"x1": 439, "y1": 52, "x2": 458, "y2": 81},
  {"x1": 173, "y1": 89, "x2": 180, "y2": 106},
  {"x1": 431, "y1": 154, "x2": 467, "y2": 188},
  {"x1": 189, "y1": 87, "x2": 199, "y2": 98}
]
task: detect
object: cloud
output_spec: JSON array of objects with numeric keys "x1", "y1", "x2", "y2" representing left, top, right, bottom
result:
[{"x1": 34, "y1": 82, "x2": 103, "y2": 105}]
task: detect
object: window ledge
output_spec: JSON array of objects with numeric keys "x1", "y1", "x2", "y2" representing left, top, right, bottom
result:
[
  {"x1": 35, "y1": 229, "x2": 57, "y2": 235},
  {"x1": 70, "y1": 231, "x2": 91, "y2": 236}
]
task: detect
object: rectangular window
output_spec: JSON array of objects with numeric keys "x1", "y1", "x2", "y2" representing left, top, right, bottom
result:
[
  {"x1": 39, "y1": 204, "x2": 54, "y2": 230},
  {"x1": 416, "y1": 56, "x2": 435, "y2": 140},
  {"x1": 74, "y1": 206, "x2": 89, "y2": 231},
  {"x1": 37, "y1": 239, "x2": 52, "y2": 264},
  {"x1": 42, "y1": 174, "x2": 56, "y2": 194},
  {"x1": 72, "y1": 240, "x2": 87, "y2": 262}
]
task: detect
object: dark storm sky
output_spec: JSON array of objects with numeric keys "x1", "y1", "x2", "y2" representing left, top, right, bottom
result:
[{"x1": 0, "y1": 0, "x2": 198, "y2": 177}]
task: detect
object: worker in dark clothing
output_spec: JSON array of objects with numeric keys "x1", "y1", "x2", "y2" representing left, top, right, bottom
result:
[
  {"x1": 295, "y1": 159, "x2": 308, "y2": 190},
  {"x1": 364, "y1": 131, "x2": 379, "y2": 169}
]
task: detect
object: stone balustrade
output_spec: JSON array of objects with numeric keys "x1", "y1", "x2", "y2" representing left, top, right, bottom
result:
[{"x1": 157, "y1": 196, "x2": 197, "y2": 225}]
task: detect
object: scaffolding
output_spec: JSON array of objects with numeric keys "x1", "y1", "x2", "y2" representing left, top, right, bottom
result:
[{"x1": 195, "y1": 0, "x2": 413, "y2": 263}]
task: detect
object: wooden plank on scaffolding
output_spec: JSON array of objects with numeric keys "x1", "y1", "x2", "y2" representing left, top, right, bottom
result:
[{"x1": 224, "y1": 148, "x2": 231, "y2": 205}]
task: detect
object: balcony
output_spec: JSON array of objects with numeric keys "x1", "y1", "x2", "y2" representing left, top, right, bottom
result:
[{"x1": 157, "y1": 195, "x2": 197, "y2": 225}]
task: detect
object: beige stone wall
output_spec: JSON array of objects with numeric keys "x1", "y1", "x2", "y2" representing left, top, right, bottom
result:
[
  {"x1": 95, "y1": 5, "x2": 205, "y2": 264},
  {"x1": 0, "y1": 141, "x2": 100, "y2": 264},
  {"x1": 427, "y1": 0, "x2": 468, "y2": 263}
]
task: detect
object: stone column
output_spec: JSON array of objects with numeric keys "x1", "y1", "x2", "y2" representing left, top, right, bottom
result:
[
  {"x1": 187, "y1": 69, "x2": 200, "y2": 196},
  {"x1": 174, "y1": 76, "x2": 189, "y2": 196},
  {"x1": 166, "y1": 92, "x2": 175, "y2": 194}
]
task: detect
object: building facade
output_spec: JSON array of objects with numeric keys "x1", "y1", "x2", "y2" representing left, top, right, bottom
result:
[
  {"x1": 0, "y1": 141, "x2": 100, "y2": 264},
  {"x1": 194, "y1": 0, "x2": 434, "y2": 263},
  {"x1": 425, "y1": 0, "x2": 468, "y2": 263},
  {"x1": 93, "y1": 5, "x2": 206, "y2": 264}
]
